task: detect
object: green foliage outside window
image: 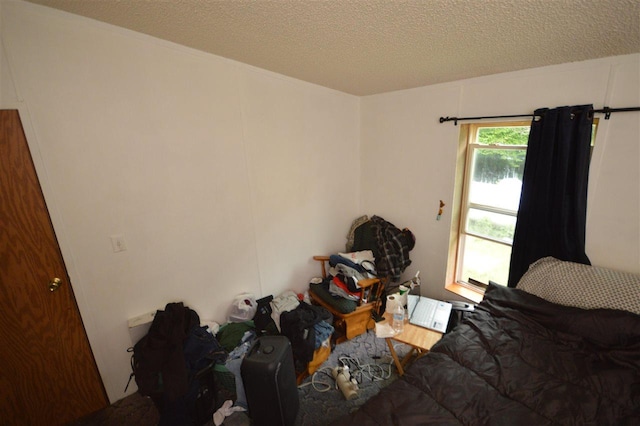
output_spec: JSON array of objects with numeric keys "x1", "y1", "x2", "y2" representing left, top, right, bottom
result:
[
  {"x1": 468, "y1": 217, "x2": 515, "y2": 242},
  {"x1": 477, "y1": 126, "x2": 530, "y2": 145},
  {"x1": 473, "y1": 127, "x2": 529, "y2": 184}
]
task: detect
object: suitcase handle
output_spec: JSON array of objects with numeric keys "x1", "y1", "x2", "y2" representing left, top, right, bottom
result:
[{"x1": 247, "y1": 338, "x2": 277, "y2": 357}]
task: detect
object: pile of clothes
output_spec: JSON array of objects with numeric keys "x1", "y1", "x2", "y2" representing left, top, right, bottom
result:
[
  {"x1": 129, "y1": 294, "x2": 333, "y2": 425},
  {"x1": 260, "y1": 291, "x2": 334, "y2": 373},
  {"x1": 346, "y1": 215, "x2": 416, "y2": 283},
  {"x1": 307, "y1": 215, "x2": 416, "y2": 318},
  {"x1": 325, "y1": 251, "x2": 377, "y2": 301},
  {"x1": 216, "y1": 291, "x2": 334, "y2": 410}
]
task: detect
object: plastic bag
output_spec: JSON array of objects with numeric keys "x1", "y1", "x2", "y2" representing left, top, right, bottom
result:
[{"x1": 228, "y1": 293, "x2": 257, "y2": 322}]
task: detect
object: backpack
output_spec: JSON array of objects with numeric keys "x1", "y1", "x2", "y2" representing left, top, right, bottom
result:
[
  {"x1": 125, "y1": 302, "x2": 200, "y2": 400},
  {"x1": 126, "y1": 302, "x2": 230, "y2": 425}
]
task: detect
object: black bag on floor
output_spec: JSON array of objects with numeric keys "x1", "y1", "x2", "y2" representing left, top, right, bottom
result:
[
  {"x1": 241, "y1": 336, "x2": 299, "y2": 426},
  {"x1": 126, "y1": 302, "x2": 227, "y2": 425}
]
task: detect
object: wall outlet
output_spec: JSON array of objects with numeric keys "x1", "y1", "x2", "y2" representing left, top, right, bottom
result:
[{"x1": 110, "y1": 234, "x2": 127, "y2": 252}]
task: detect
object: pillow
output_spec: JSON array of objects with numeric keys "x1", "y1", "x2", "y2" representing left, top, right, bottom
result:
[
  {"x1": 516, "y1": 257, "x2": 640, "y2": 315},
  {"x1": 309, "y1": 282, "x2": 357, "y2": 314}
]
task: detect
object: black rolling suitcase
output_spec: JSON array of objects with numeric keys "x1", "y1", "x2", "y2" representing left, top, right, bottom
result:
[{"x1": 241, "y1": 335, "x2": 299, "y2": 426}]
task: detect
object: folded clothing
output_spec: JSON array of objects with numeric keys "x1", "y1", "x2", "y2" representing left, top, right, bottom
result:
[{"x1": 330, "y1": 276, "x2": 361, "y2": 301}]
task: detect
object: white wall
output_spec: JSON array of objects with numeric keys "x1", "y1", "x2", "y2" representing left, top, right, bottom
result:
[
  {"x1": 0, "y1": 1, "x2": 360, "y2": 402},
  {"x1": 361, "y1": 54, "x2": 640, "y2": 301}
]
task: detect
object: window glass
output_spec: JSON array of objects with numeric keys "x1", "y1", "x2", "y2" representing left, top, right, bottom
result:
[
  {"x1": 466, "y1": 208, "x2": 516, "y2": 244},
  {"x1": 468, "y1": 149, "x2": 525, "y2": 210},
  {"x1": 459, "y1": 235, "x2": 511, "y2": 286},
  {"x1": 476, "y1": 126, "x2": 529, "y2": 145},
  {"x1": 455, "y1": 122, "x2": 530, "y2": 289}
]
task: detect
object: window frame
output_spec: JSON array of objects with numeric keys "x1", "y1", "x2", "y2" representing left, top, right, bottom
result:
[
  {"x1": 445, "y1": 120, "x2": 531, "y2": 303},
  {"x1": 446, "y1": 119, "x2": 598, "y2": 302},
  {"x1": 454, "y1": 121, "x2": 529, "y2": 291}
]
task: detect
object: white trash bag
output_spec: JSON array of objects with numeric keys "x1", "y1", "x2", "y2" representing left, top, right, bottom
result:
[{"x1": 228, "y1": 293, "x2": 257, "y2": 323}]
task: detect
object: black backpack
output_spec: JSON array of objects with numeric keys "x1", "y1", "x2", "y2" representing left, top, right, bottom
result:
[
  {"x1": 125, "y1": 302, "x2": 200, "y2": 400},
  {"x1": 125, "y1": 303, "x2": 228, "y2": 425}
]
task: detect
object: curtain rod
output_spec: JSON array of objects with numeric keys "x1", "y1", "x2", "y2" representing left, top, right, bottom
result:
[{"x1": 439, "y1": 106, "x2": 640, "y2": 125}]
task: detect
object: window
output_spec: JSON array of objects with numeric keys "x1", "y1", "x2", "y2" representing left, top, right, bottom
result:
[
  {"x1": 454, "y1": 122, "x2": 529, "y2": 288},
  {"x1": 448, "y1": 120, "x2": 598, "y2": 296}
]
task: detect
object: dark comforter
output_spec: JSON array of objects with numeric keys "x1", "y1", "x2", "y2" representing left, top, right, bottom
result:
[{"x1": 332, "y1": 284, "x2": 640, "y2": 425}]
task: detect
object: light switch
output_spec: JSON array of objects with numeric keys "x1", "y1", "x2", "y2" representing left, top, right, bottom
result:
[{"x1": 110, "y1": 234, "x2": 127, "y2": 252}]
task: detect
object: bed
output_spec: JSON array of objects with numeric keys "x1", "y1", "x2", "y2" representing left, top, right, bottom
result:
[{"x1": 331, "y1": 257, "x2": 640, "y2": 425}]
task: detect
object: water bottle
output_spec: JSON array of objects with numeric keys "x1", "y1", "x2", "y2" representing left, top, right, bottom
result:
[{"x1": 392, "y1": 301, "x2": 404, "y2": 333}]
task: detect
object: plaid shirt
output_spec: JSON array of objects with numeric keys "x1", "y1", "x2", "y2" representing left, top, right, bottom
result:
[{"x1": 370, "y1": 215, "x2": 413, "y2": 282}]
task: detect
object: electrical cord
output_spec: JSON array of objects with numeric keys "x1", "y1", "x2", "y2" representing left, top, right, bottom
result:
[
  {"x1": 298, "y1": 333, "x2": 410, "y2": 394},
  {"x1": 299, "y1": 344, "x2": 407, "y2": 394},
  {"x1": 297, "y1": 366, "x2": 335, "y2": 392},
  {"x1": 336, "y1": 354, "x2": 393, "y2": 384}
]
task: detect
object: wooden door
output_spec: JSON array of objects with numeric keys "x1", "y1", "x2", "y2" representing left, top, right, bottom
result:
[{"x1": 0, "y1": 110, "x2": 108, "y2": 425}]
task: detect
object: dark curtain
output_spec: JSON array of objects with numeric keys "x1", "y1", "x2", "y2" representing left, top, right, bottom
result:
[{"x1": 507, "y1": 104, "x2": 593, "y2": 287}]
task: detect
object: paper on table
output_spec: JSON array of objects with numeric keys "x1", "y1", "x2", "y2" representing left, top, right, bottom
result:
[{"x1": 375, "y1": 321, "x2": 396, "y2": 338}]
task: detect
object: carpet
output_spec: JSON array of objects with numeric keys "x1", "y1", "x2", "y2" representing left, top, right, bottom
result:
[{"x1": 295, "y1": 329, "x2": 410, "y2": 425}]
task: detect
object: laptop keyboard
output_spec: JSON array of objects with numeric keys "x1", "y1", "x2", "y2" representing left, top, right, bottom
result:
[{"x1": 411, "y1": 298, "x2": 437, "y2": 325}]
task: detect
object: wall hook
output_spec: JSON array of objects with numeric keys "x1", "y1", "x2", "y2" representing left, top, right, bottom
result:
[{"x1": 436, "y1": 200, "x2": 445, "y2": 221}]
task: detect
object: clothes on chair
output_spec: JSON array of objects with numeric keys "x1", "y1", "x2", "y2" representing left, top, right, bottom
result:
[
  {"x1": 351, "y1": 215, "x2": 415, "y2": 282},
  {"x1": 345, "y1": 215, "x2": 370, "y2": 252},
  {"x1": 329, "y1": 254, "x2": 372, "y2": 278},
  {"x1": 309, "y1": 280, "x2": 358, "y2": 314},
  {"x1": 329, "y1": 276, "x2": 362, "y2": 301},
  {"x1": 351, "y1": 220, "x2": 379, "y2": 260}
]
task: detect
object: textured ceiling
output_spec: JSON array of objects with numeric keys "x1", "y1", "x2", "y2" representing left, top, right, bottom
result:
[{"x1": 22, "y1": 0, "x2": 640, "y2": 96}]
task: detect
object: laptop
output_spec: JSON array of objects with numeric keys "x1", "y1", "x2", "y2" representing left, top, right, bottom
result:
[{"x1": 407, "y1": 295, "x2": 453, "y2": 333}]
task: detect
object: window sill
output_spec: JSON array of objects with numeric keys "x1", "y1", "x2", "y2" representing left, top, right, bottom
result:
[{"x1": 445, "y1": 282, "x2": 484, "y2": 304}]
